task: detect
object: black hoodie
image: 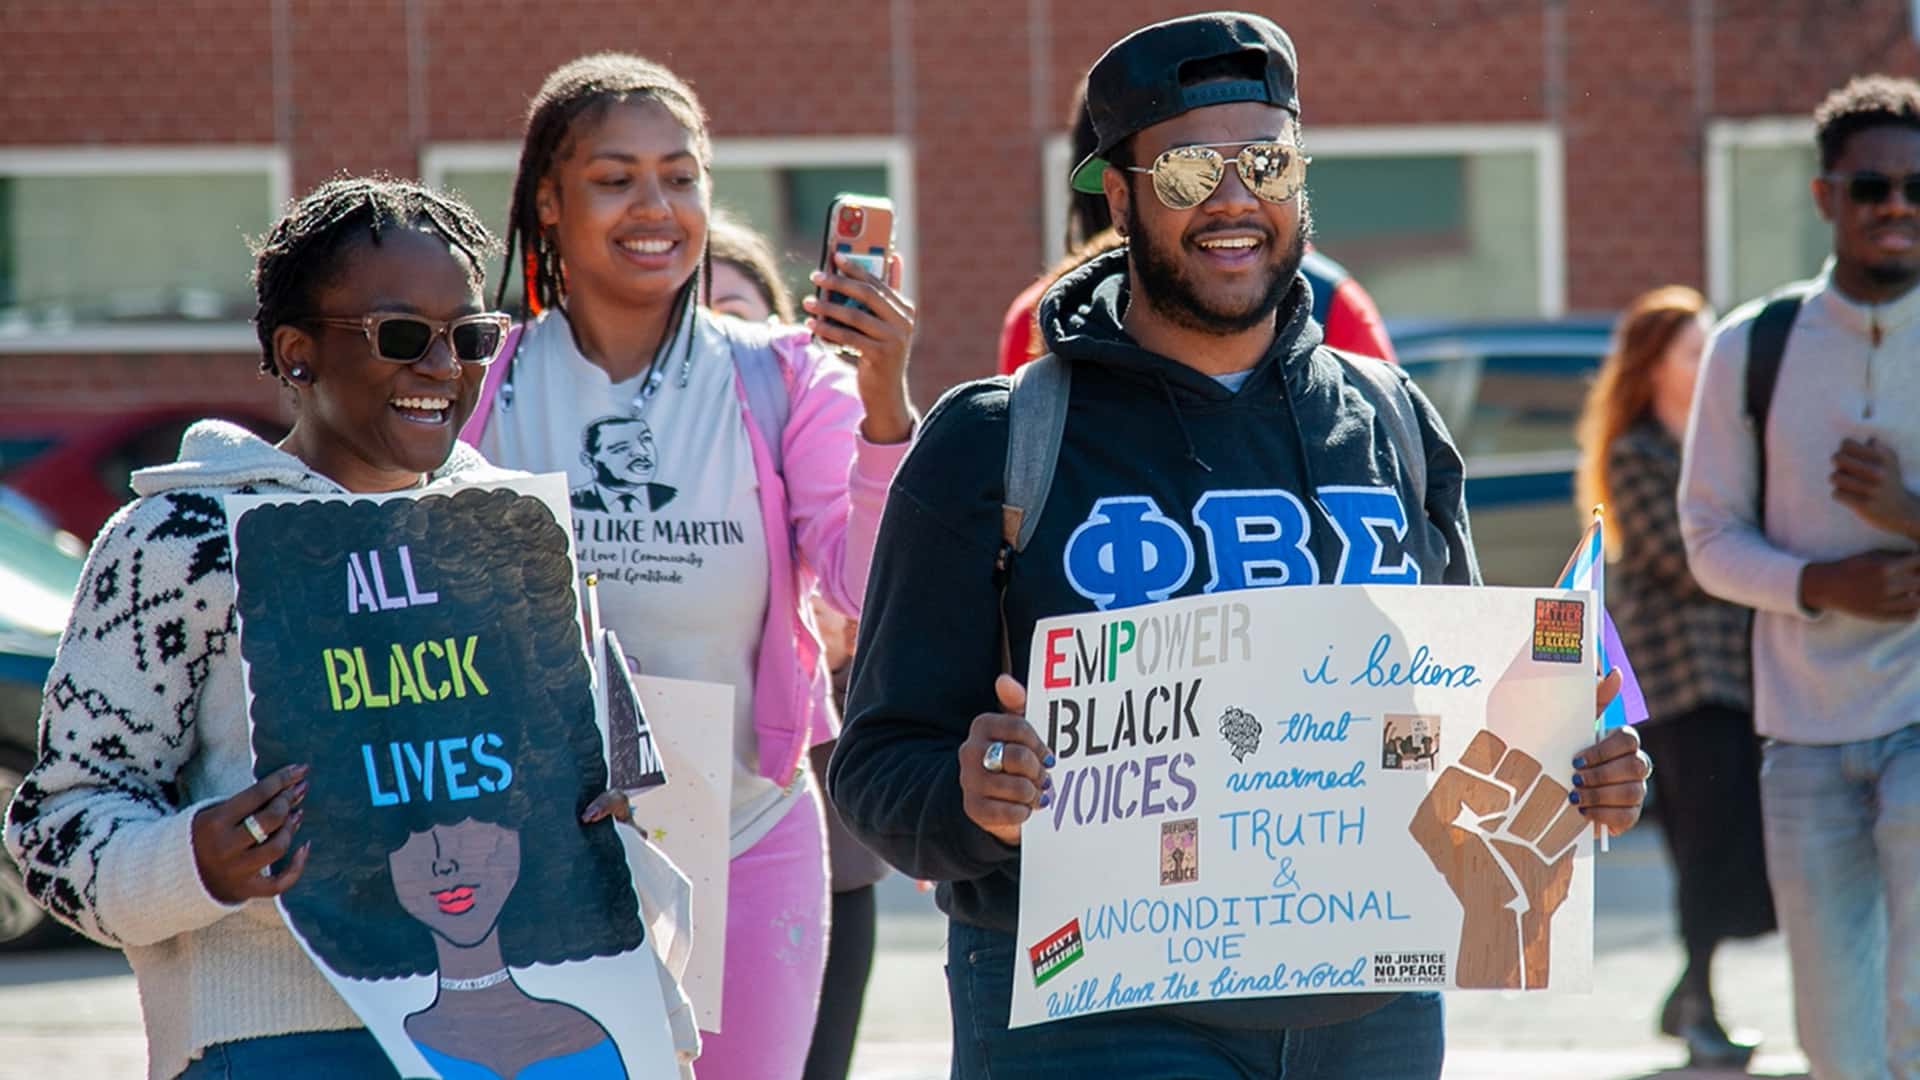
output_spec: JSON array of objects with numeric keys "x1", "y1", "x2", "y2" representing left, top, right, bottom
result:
[{"x1": 832, "y1": 248, "x2": 1479, "y2": 1030}]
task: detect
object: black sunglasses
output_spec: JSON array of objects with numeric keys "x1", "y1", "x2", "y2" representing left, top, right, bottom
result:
[
  {"x1": 1824, "y1": 170, "x2": 1920, "y2": 206},
  {"x1": 301, "y1": 312, "x2": 512, "y2": 365}
]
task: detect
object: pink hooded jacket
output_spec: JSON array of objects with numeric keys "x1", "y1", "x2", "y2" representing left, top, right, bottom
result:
[{"x1": 460, "y1": 315, "x2": 907, "y2": 787}]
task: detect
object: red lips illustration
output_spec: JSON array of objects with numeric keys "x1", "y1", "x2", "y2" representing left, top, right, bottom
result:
[{"x1": 433, "y1": 886, "x2": 478, "y2": 915}]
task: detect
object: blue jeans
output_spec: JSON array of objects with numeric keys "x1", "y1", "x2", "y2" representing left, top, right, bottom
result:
[
  {"x1": 1761, "y1": 724, "x2": 1920, "y2": 1080},
  {"x1": 945, "y1": 920, "x2": 1443, "y2": 1079},
  {"x1": 174, "y1": 1029, "x2": 398, "y2": 1080}
]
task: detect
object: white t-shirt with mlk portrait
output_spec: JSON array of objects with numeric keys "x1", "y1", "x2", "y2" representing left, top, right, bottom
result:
[{"x1": 478, "y1": 309, "x2": 801, "y2": 856}]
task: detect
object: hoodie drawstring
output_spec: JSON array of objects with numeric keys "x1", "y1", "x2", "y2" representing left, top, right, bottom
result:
[{"x1": 1157, "y1": 374, "x2": 1213, "y2": 473}]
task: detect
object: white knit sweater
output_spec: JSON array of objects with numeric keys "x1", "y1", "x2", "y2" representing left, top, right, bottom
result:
[{"x1": 2, "y1": 421, "x2": 699, "y2": 1079}]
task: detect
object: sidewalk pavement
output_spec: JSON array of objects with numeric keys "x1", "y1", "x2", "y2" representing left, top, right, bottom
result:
[{"x1": 0, "y1": 826, "x2": 1809, "y2": 1079}]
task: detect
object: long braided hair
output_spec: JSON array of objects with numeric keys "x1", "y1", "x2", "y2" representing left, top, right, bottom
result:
[
  {"x1": 250, "y1": 175, "x2": 496, "y2": 379},
  {"x1": 500, "y1": 53, "x2": 713, "y2": 334}
]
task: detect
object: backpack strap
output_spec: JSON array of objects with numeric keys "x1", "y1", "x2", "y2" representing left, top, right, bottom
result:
[
  {"x1": 1333, "y1": 348, "x2": 1426, "y2": 504},
  {"x1": 457, "y1": 324, "x2": 524, "y2": 449},
  {"x1": 1745, "y1": 283, "x2": 1812, "y2": 530},
  {"x1": 996, "y1": 351, "x2": 1071, "y2": 673},
  {"x1": 720, "y1": 317, "x2": 795, "y2": 475},
  {"x1": 1000, "y1": 352, "x2": 1071, "y2": 554}
]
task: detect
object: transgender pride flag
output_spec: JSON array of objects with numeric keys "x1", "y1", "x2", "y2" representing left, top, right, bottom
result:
[{"x1": 1556, "y1": 514, "x2": 1649, "y2": 730}]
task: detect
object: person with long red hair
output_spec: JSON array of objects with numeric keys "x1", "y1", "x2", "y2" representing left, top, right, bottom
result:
[{"x1": 1575, "y1": 285, "x2": 1771, "y2": 1068}]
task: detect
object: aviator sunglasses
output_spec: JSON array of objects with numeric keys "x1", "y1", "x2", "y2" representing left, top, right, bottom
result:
[
  {"x1": 1125, "y1": 141, "x2": 1311, "y2": 211},
  {"x1": 301, "y1": 312, "x2": 513, "y2": 366},
  {"x1": 1824, "y1": 170, "x2": 1920, "y2": 207}
]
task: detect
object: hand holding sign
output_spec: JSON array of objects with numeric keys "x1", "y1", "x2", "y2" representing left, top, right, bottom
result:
[
  {"x1": 959, "y1": 675, "x2": 1055, "y2": 847},
  {"x1": 1568, "y1": 672, "x2": 1650, "y2": 836},
  {"x1": 192, "y1": 763, "x2": 312, "y2": 903}
]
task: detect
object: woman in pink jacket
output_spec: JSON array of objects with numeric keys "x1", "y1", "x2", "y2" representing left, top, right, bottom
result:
[{"x1": 461, "y1": 53, "x2": 916, "y2": 1080}]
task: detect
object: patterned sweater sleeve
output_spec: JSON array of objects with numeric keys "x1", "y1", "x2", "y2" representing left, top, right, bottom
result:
[{"x1": 2, "y1": 491, "x2": 244, "y2": 947}]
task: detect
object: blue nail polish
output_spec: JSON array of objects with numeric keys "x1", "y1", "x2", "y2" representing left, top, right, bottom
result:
[
  {"x1": 1042, "y1": 774, "x2": 1053, "y2": 790},
  {"x1": 1039, "y1": 791, "x2": 1053, "y2": 808},
  {"x1": 1571, "y1": 774, "x2": 1585, "y2": 788},
  {"x1": 1572, "y1": 756, "x2": 1587, "y2": 769},
  {"x1": 1567, "y1": 791, "x2": 1580, "y2": 804},
  {"x1": 1043, "y1": 753, "x2": 1057, "y2": 768}
]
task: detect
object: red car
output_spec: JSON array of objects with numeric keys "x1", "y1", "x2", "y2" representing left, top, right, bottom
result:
[{"x1": 0, "y1": 407, "x2": 288, "y2": 541}]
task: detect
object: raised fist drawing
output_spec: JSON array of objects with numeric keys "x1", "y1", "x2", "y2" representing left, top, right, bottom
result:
[{"x1": 1408, "y1": 730, "x2": 1587, "y2": 989}]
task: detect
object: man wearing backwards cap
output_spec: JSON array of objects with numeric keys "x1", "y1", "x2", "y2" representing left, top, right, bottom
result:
[{"x1": 833, "y1": 13, "x2": 1650, "y2": 1076}]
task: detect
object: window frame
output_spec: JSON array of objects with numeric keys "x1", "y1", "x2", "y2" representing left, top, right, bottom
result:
[
  {"x1": 1704, "y1": 116, "x2": 1816, "y2": 309},
  {"x1": 421, "y1": 136, "x2": 917, "y2": 303},
  {"x1": 0, "y1": 144, "x2": 291, "y2": 354},
  {"x1": 1039, "y1": 123, "x2": 1566, "y2": 316}
]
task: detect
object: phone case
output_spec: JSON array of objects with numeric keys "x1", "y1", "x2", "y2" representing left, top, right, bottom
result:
[{"x1": 816, "y1": 194, "x2": 894, "y2": 327}]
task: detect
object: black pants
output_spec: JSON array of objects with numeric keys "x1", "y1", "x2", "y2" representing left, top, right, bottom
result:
[{"x1": 1640, "y1": 704, "x2": 1776, "y2": 950}]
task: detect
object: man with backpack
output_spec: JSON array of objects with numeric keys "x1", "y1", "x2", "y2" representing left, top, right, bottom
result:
[
  {"x1": 1678, "y1": 75, "x2": 1920, "y2": 1079},
  {"x1": 831, "y1": 13, "x2": 1649, "y2": 1076}
]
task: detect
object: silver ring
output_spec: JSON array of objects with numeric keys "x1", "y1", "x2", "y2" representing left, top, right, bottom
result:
[
  {"x1": 983, "y1": 741, "x2": 1007, "y2": 774},
  {"x1": 241, "y1": 813, "x2": 270, "y2": 846}
]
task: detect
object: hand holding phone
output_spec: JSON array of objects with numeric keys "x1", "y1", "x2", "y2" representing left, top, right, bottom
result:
[
  {"x1": 800, "y1": 193, "x2": 918, "y2": 443},
  {"x1": 814, "y1": 195, "x2": 895, "y2": 336}
]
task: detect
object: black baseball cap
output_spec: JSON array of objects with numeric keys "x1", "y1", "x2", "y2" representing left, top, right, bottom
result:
[{"x1": 1070, "y1": 12, "x2": 1301, "y2": 195}]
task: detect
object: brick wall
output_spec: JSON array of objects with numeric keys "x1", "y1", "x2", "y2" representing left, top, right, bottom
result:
[{"x1": 3, "y1": 0, "x2": 1917, "y2": 410}]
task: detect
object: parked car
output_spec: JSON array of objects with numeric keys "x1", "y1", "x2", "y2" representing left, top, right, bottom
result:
[
  {"x1": 0, "y1": 406, "x2": 287, "y2": 541},
  {"x1": 1392, "y1": 317, "x2": 1614, "y2": 586},
  {"x1": 0, "y1": 492, "x2": 84, "y2": 949}
]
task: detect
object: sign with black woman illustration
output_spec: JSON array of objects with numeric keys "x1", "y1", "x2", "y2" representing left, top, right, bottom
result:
[{"x1": 228, "y1": 475, "x2": 681, "y2": 1079}]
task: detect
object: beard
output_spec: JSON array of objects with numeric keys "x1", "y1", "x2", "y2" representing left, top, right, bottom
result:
[
  {"x1": 1126, "y1": 195, "x2": 1310, "y2": 335},
  {"x1": 1864, "y1": 259, "x2": 1920, "y2": 288}
]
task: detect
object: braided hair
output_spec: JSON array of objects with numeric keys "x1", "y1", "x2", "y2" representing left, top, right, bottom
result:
[
  {"x1": 1815, "y1": 74, "x2": 1920, "y2": 171},
  {"x1": 501, "y1": 53, "x2": 712, "y2": 320},
  {"x1": 250, "y1": 175, "x2": 497, "y2": 378}
]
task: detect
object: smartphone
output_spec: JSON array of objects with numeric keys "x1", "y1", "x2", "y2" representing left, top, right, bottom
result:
[{"x1": 815, "y1": 194, "x2": 894, "y2": 335}]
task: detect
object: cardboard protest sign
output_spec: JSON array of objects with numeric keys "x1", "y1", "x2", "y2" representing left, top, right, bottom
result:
[
  {"x1": 228, "y1": 475, "x2": 680, "y2": 1078},
  {"x1": 626, "y1": 675, "x2": 734, "y2": 1032},
  {"x1": 1011, "y1": 585, "x2": 1597, "y2": 1028}
]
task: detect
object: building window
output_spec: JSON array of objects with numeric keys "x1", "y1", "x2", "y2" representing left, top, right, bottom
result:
[
  {"x1": 422, "y1": 138, "x2": 913, "y2": 313},
  {"x1": 1305, "y1": 126, "x2": 1563, "y2": 321},
  {"x1": 0, "y1": 147, "x2": 288, "y2": 352},
  {"x1": 1707, "y1": 118, "x2": 1825, "y2": 308},
  {"x1": 1039, "y1": 125, "x2": 1564, "y2": 321}
]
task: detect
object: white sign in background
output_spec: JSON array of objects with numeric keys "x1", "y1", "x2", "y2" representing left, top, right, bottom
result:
[
  {"x1": 1011, "y1": 585, "x2": 1598, "y2": 1028},
  {"x1": 628, "y1": 675, "x2": 735, "y2": 1032}
]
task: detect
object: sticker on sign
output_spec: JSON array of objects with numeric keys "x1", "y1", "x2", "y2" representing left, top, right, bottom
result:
[{"x1": 1028, "y1": 919, "x2": 1085, "y2": 987}]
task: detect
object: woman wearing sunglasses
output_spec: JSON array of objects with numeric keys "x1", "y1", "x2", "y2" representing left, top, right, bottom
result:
[
  {"x1": 2, "y1": 177, "x2": 524, "y2": 1079},
  {"x1": 460, "y1": 54, "x2": 916, "y2": 1080}
]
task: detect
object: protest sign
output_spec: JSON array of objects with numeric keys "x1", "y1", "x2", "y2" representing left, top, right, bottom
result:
[
  {"x1": 1011, "y1": 585, "x2": 1597, "y2": 1028},
  {"x1": 228, "y1": 474, "x2": 680, "y2": 1078}
]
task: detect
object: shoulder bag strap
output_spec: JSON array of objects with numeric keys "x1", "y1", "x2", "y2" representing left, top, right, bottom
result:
[
  {"x1": 1745, "y1": 284, "x2": 1811, "y2": 530},
  {"x1": 995, "y1": 351, "x2": 1071, "y2": 673}
]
